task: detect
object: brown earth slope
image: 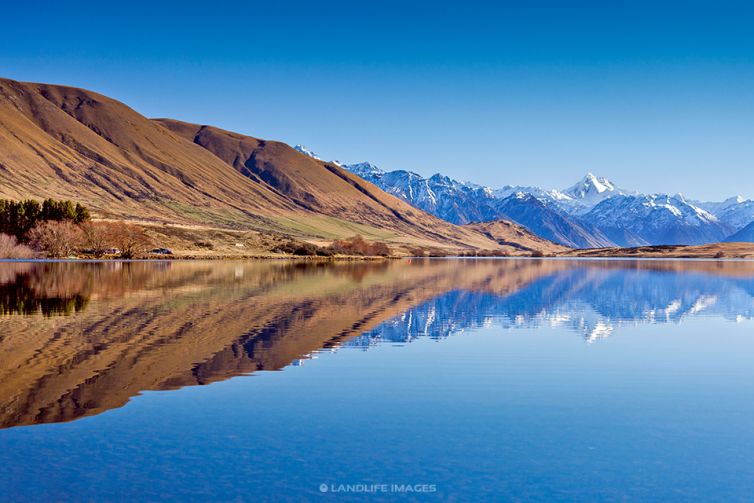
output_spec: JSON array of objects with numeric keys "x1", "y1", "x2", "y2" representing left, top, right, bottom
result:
[
  {"x1": 0, "y1": 77, "x2": 552, "y2": 253},
  {"x1": 464, "y1": 220, "x2": 569, "y2": 254}
]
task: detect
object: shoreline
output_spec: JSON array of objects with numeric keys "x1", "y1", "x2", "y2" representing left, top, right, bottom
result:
[{"x1": 4, "y1": 254, "x2": 754, "y2": 263}]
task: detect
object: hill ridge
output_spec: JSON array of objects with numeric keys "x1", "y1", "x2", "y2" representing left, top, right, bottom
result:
[{"x1": 0, "y1": 77, "x2": 560, "y2": 254}]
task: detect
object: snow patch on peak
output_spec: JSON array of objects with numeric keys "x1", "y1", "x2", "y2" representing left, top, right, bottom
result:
[
  {"x1": 566, "y1": 173, "x2": 618, "y2": 198},
  {"x1": 294, "y1": 145, "x2": 321, "y2": 161},
  {"x1": 345, "y1": 162, "x2": 385, "y2": 178},
  {"x1": 727, "y1": 195, "x2": 746, "y2": 205},
  {"x1": 557, "y1": 173, "x2": 631, "y2": 214}
]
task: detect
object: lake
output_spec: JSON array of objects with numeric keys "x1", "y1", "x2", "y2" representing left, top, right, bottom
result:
[{"x1": 1, "y1": 258, "x2": 754, "y2": 501}]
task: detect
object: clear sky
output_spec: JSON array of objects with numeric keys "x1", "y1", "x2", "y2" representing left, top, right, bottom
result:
[{"x1": 2, "y1": 0, "x2": 754, "y2": 200}]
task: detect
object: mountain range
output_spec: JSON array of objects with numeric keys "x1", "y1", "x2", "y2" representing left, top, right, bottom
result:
[
  {"x1": 294, "y1": 147, "x2": 754, "y2": 247},
  {"x1": 0, "y1": 77, "x2": 563, "y2": 255},
  {"x1": 0, "y1": 75, "x2": 749, "y2": 254}
]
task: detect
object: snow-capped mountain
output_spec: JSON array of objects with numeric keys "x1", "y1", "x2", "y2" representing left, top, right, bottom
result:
[
  {"x1": 347, "y1": 163, "x2": 613, "y2": 246},
  {"x1": 300, "y1": 144, "x2": 754, "y2": 248},
  {"x1": 493, "y1": 185, "x2": 571, "y2": 206},
  {"x1": 697, "y1": 196, "x2": 754, "y2": 231},
  {"x1": 347, "y1": 163, "x2": 501, "y2": 224},
  {"x1": 560, "y1": 173, "x2": 633, "y2": 214},
  {"x1": 492, "y1": 173, "x2": 631, "y2": 215},
  {"x1": 293, "y1": 144, "x2": 321, "y2": 160},
  {"x1": 582, "y1": 194, "x2": 734, "y2": 246},
  {"x1": 493, "y1": 192, "x2": 613, "y2": 248},
  {"x1": 698, "y1": 195, "x2": 746, "y2": 214},
  {"x1": 344, "y1": 159, "x2": 747, "y2": 247}
]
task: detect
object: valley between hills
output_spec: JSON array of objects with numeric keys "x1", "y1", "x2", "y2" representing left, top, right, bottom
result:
[{"x1": 1, "y1": 76, "x2": 753, "y2": 259}]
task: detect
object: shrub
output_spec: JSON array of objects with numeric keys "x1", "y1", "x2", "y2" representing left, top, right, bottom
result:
[
  {"x1": 426, "y1": 248, "x2": 448, "y2": 258},
  {"x1": 109, "y1": 224, "x2": 152, "y2": 259},
  {"x1": 328, "y1": 235, "x2": 391, "y2": 256},
  {"x1": 531, "y1": 250, "x2": 545, "y2": 257},
  {"x1": 408, "y1": 247, "x2": 427, "y2": 257},
  {"x1": 714, "y1": 251, "x2": 725, "y2": 259},
  {"x1": 80, "y1": 221, "x2": 121, "y2": 257},
  {"x1": 272, "y1": 240, "x2": 332, "y2": 257},
  {"x1": 28, "y1": 221, "x2": 84, "y2": 257},
  {"x1": 0, "y1": 234, "x2": 36, "y2": 259}
]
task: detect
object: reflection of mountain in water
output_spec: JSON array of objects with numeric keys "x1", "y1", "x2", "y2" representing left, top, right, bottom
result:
[
  {"x1": 348, "y1": 268, "x2": 754, "y2": 346},
  {"x1": 2, "y1": 258, "x2": 754, "y2": 429}
]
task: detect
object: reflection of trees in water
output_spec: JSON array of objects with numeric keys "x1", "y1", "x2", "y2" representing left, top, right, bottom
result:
[
  {"x1": 0, "y1": 267, "x2": 89, "y2": 316},
  {"x1": 0, "y1": 277, "x2": 89, "y2": 316},
  {"x1": 0, "y1": 260, "x2": 395, "y2": 317},
  {"x1": 0, "y1": 262, "x2": 160, "y2": 316}
]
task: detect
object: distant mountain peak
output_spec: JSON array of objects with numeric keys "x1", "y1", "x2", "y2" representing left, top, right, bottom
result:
[
  {"x1": 566, "y1": 173, "x2": 617, "y2": 197},
  {"x1": 293, "y1": 145, "x2": 321, "y2": 160},
  {"x1": 726, "y1": 195, "x2": 747, "y2": 205},
  {"x1": 335, "y1": 149, "x2": 753, "y2": 247},
  {"x1": 344, "y1": 162, "x2": 385, "y2": 178},
  {"x1": 557, "y1": 172, "x2": 632, "y2": 215}
]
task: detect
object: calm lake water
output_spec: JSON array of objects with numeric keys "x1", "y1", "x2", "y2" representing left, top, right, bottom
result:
[{"x1": 2, "y1": 258, "x2": 754, "y2": 501}]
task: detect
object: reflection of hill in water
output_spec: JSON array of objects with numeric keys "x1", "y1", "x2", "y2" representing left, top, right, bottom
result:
[{"x1": 1, "y1": 258, "x2": 754, "y2": 429}]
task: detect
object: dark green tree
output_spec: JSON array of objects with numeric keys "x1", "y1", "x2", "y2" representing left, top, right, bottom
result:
[{"x1": 0, "y1": 198, "x2": 90, "y2": 240}]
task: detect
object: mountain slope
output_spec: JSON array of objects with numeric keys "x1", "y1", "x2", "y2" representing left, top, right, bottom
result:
[
  {"x1": 0, "y1": 77, "x2": 553, "y2": 253},
  {"x1": 493, "y1": 193, "x2": 613, "y2": 248},
  {"x1": 153, "y1": 119, "x2": 508, "y2": 248},
  {"x1": 0, "y1": 77, "x2": 299, "y2": 226},
  {"x1": 343, "y1": 162, "x2": 611, "y2": 247},
  {"x1": 701, "y1": 196, "x2": 754, "y2": 231},
  {"x1": 345, "y1": 162, "x2": 500, "y2": 225},
  {"x1": 725, "y1": 220, "x2": 754, "y2": 242},
  {"x1": 583, "y1": 194, "x2": 734, "y2": 246},
  {"x1": 340, "y1": 155, "x2": 749, "y2": 248},
  {"x1": 464, "y1": 219, "x2": 569, "y2": 253}
]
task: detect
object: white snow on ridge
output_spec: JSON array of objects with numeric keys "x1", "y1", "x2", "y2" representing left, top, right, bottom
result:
[
  {"x1": 298, "y1": 141, "x2": 754, "y2": 238},
  {"x1": 293, "y1": 145, "x2": 321, "y2": 161}
]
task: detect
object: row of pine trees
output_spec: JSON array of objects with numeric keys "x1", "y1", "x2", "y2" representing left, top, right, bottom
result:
[{"x1": 0, "y1": 199, "x2": 90, "y2": 239}]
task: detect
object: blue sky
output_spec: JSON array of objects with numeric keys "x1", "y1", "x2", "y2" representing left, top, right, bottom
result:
[{"x1": 2, "y1": 0, "x2": 754, "y2": 200}]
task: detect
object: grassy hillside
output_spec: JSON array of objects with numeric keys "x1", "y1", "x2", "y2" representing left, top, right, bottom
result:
[{"x1": 0, "y1": 77, "x2": 555, "y2": 254}]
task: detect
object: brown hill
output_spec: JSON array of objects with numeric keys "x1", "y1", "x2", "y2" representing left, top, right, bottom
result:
[
  {"x1": 464, "y1": 219, "x2": 569, "y2": 254},
  {"x1": 0, "y1": 77, "x2": 551, "y2": 252},
  {"x1": 151, "y1": 118, "x2": 493, "y2": 248}
]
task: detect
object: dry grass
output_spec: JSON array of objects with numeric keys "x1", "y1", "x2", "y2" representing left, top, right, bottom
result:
[{"x1": 565, "y1": 242, "x2": 754, "y2": 259}]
